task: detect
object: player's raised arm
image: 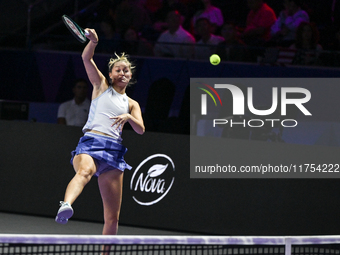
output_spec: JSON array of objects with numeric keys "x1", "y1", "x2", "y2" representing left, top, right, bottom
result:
[{"x1": 82, "y1": 29, "x2": 108, "y2": 94}]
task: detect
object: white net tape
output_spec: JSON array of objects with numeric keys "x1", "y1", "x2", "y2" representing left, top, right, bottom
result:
[{"x1": 1, "y1": 235, "x2": 340, "y2": 255}]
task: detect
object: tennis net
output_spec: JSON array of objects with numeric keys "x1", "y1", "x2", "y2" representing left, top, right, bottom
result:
[{"x1": 0, "y1": 234, "x2": 340, "y2": 255}]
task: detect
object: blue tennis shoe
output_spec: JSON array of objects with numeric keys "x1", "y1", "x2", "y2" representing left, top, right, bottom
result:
[{"x1": 55, "y1": 201, "x2": 73, "y2": 224}]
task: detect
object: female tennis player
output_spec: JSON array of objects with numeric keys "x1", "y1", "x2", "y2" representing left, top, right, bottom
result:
[{"x1": 55, "y1": 28, "x2": 145, "y2": 236}]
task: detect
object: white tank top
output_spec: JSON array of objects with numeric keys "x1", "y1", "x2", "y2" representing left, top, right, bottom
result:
[{"x1": 83, "y1": 86, "x2": 129, "y2": 142}]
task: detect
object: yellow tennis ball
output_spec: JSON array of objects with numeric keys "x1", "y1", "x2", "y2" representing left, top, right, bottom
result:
[{"x1": 210, "y1": 54, "x2": 221, "y2": 65}]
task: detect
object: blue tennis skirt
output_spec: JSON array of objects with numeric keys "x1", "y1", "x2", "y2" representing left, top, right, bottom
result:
[{"x1": 71, "y1": 132, "x2": 132, "y2": 177}]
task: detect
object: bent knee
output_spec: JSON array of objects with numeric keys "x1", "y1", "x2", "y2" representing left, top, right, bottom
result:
[{"x1": 76, "y1": 167, "x2": 95, "y2": 179}]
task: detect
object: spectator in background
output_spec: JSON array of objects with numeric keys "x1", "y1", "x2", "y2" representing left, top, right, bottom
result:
[
  {"x1": 191, "y1": 0, "x2": 224, "y2": 34},
  {"x1": 57, "y1": 78, "x2": 90, "y2": 127},
  {"x1": 216, "y1": 22, "x2": 247, "y2": 62},
  {"x1": 271, "y1": 0, "x2": 309, "y2": 47},
  {"x1": 113, "y1": 0, "x2": 152, "y2": 34},
  {"x1": 152, "y1": 0, "x2": 189, "y2": 33},
  {"x1": 119, "y1": 27, "x2": 154, "y2": 57},
  {"x1": 289, "y1": 22, "x2": 323, "y2": 65},
  {"x1": 95, "y1": 18, "x2": 121, "y2": 54},
  {"x1": 242, "y1": 0, "x2": 277, "y2": 46},
  {"x1": 194, "y1": 18, "x2": 224, "y2": 60},
  {"x1": 154, "y1": 10, "x2": 196, "y2": 59}
]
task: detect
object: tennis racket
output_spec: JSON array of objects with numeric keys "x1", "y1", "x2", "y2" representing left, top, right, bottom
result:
[{"x1": 62, "y1": 15, "x2": 89, "y2": 43}]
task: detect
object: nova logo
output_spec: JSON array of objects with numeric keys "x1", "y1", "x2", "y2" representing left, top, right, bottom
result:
[
  {"x1": 199, "y1": 84, "x2": 312, "y2": 128},
  {"x1": 130, "y1": 154, "x2": 175, "y2": 206}
]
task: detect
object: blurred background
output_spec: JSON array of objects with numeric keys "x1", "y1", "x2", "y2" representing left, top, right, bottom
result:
[{"x1": 1, "y1": 0, "x2": 340, "y2": 143}]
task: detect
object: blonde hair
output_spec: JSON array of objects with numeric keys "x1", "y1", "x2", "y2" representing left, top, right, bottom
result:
[{"x1": 108, "y1": 52, "x2": 135, "y2": 73}]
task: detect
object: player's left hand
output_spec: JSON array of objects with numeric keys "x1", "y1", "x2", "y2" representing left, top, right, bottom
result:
[{"x1": 110, "y1": 114, "x2": 130, "y2": 131}]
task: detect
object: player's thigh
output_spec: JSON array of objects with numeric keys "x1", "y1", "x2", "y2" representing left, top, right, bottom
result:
[
  {"x1": 97, "y1": 169, "x2": 124, "y2": 218},
  {"x1": 72, "y1": 154, "x2": 97, "y2": 176}
]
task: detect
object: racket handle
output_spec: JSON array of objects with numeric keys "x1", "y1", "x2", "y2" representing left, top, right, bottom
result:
[{"x1": 85, "y1": 30, "x2": 89, "y2": 36}]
